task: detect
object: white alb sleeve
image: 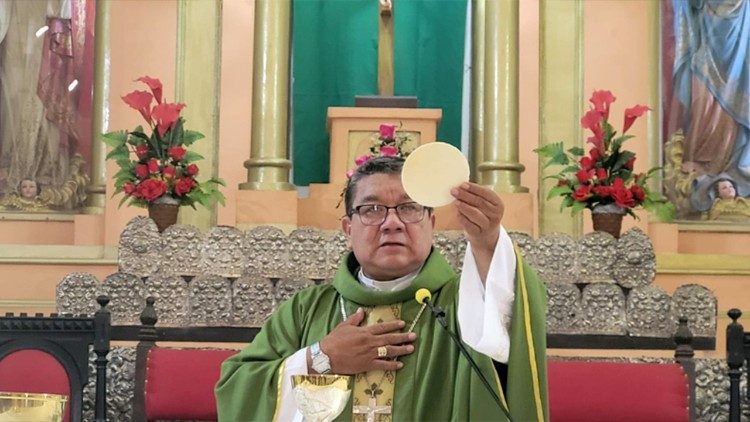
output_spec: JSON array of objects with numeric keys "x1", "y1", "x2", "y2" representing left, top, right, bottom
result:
[
  {"x1": 457, "y1": 225, "x2": 517, "y2": 363},
  {"x1": 275, "y1": 348, "x2": 308, "y2": 422}
]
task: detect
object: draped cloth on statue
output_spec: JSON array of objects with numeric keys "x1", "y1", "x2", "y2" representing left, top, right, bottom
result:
[{"x1": 216, "y1": 248, "x2": 548, "y2": 421}]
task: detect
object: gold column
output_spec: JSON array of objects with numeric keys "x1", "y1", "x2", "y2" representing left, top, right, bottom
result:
[
  {"x1": 240, "y1": 0, "x2": 294, "y2": 191},
  {"x1": 85, "y1": 0, "x2": 110, "y2": 214},
  {"x1": 538, "y1": 0, "x2": 583, "y2": 236},
  {"x1": 647, "y1": 0, "x2": 662, "y2": 195},
  {"x1": 470, "y1": 0, "x2": 485, "y2": 183},
  {"x1": 175, "y1": 0, "x2": 222, "y2": 230},
  {"x1": 480, "y1": 0, "x2": 526, "y2": 192}
]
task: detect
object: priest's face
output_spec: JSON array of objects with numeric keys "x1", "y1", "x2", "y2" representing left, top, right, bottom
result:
[{"x1": 342, "y1": 173, "x2": 435, "y2": 280}]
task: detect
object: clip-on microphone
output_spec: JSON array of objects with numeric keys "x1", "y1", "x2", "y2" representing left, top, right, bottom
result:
[{"x1": 415, "y1": 288, "x2": 512, "y2": 421}]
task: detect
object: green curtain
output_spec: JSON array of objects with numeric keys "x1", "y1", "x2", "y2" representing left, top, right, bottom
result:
[{"x1": 292, "y1": 0, "x2": 467, "y2": 186}]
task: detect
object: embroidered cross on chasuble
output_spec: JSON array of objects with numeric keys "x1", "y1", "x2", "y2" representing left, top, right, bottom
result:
[{"x1": 352, "y1": 304, "x2": 402, "y2": 421}]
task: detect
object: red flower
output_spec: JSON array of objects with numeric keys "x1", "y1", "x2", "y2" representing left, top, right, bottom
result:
[
  {"x1": 162, "y1": 166, "x2": 176, "y2": 178},
  {"x1": 135, "y1": 144, "x2": 149, "y2": 159},
  {"x1": 136, "y1": 76, "x2": 163, "y2": 104},
  {"x1": 589, "y1": 148, "x2": 601, "y2": 162},
  {"x1": 593, "y1": 185, "x2": 612, "y2": 198},
  {"x1": 346, "y1": 169, "x2": 355, "y2": 179},
  {"x1": 137, "y1": 178, "x2": 167, "y2": 202},
  {"x1": 174, "y1": 177, "x2": 195, "y2": 196},
  {"x1": 147, "y1": 158, "x2": 160, "y2": 174},
  {"x1": 576, "y1": 169, "x2": 594, "y2": 184},
  {"x1": 572, "y1": 185, "x2": 592, "y2": 202},
  {"x1": 355, "y1": 154, "x2": 372, "y2": 166},
  {"x1": 596, "y1": 167, "x2": 608, "y2": 180},
  {"x1": 186, "y1": 164, "x2": 199, "y2": 176},
  {"x1": 168, "y1": 146, "x2": 186, "y2": 161},
  {"x1": 612, "y1": 178, "x2": 635, "y2": 208},
  {"x1": 379, "y1": 124, "x2": 396, "y2": 140},
  {"x1": 122, "y1": 182, "x2": 136, "y2": 195},
  {"x1": 151, "y1": 102, "x2": 186, "y2": 137},
  {"x1": 624, "y1": 156, "x2": 636, "y2": 170},
  {"x1": 580, "y1": 156, "x2": 595, "y2": 171},
  {"x1": 589, "y1": 90, "x2": 616, "y2": 120},
  {"x1": 380, "y1": 145, "x2": 398, "y2": 157},
  {"x1": 581, "y1": 109, "x2": 604, "y2": 151},
  {"x1": 623, "y1": 104, "x2": 651, "y2": 134},
  {"x1": 122, "y1": 90, "x2": 153, "y2": 123},
  {"x1": 631, "y1": 184, "x2": 646, "y2": 202},
  {"x1": 135, "y1": 164, "x2": 149, "y2": 179}
]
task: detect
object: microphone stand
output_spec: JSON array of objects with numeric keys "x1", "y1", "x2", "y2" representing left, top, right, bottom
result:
[{"x1": 423, "y1": 299, "x2": 513, "y2": 421}]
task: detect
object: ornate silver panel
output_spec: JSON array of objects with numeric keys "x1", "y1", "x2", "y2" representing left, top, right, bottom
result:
[
  {"x1": 433, "y1": 231, "x2": 466, "y2": 272},
  {"x1": 326, "y1": 231, "x2": 350, "y2": 279},
  {"x1": 527, "y1": 233, "x2": 579, "y2": 284},
  {"x1": 287, "y1": 227, "x2": 329, "y2": 280},
  {"x1": 672, "y1": 284, "x2": 717, "y2": 337},
  {"x1": 118, "y1": 216, "x2": 162, "y2": 278},
  {"x1": 575, "y1": 283, "x2": 627, "y2": 334},
  {"x1": 101, "y1": 272, "x2": 145, "y2": 325},
  {"x1": 83, "y1": 347, "x2": 135, "y2": 422},
  {"x1": 143, "y1": 274, "x2": 190, "y2": 326},
  {"x1": 508, "y1": 231, "x2": 535, "y2": 259},
  {"x1": 201, "y1": 226, "x2": 246, "y2": 277},
  {"x1": 626, "y1": 285, "x2": 676, "y2": 337},
  {"x1": 243, "y1": 225, "x2": 289, "y2": 278},
  {"x1": 56, "y1": 272, "x2": 100, "y2": 316},
  {"x1": 189, "y1": 275, "x2": 233, "y2": 325},
  {"x1": 612, "y1": 228, "x2": 656, "y2": 288},
  {"x1": 161, "y1": 224, "x2": 204, "y2": 276},
  {"x1": 545, "y1": 283, "x2": 581, "y2": 334},
  {"x1": 275, "y1": 278, "x2": 316, "y2": 308},
  {"x1": 233, "y1": 275, "x2": 275, "y2": 326},
  {"x1": 577, "y1": 231, "x2": 617, "y2": 283}
]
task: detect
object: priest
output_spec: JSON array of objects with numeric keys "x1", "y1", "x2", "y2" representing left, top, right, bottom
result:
[{"x1": 216, "y1": 156, "x2": 548, "y2": 421}]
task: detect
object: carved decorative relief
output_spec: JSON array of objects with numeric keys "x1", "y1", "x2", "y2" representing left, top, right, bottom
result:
[
  {"x1": 508, "y1": 231, "x2": 535, "y2": 259},
  {"x1": 201, "y1": 226, "x2": 246, "y2": 277},
  {"x1": 577, "y1": 231, "x2": 617, "y2": 283},
  {"x1": 545, "y1": 283, "x2": 580, "y2": 334},
  {"x1": 275, "y1": 278, "x2": 316, "y2": 307},
  {"x1": 189, "y1": 275, "x2": 233, "y2": 325},
  {"x1": 326, "y1": 231, "x2": 350, "y2": 279},
  {"x1": 233, "y1": 274, "x2": 276, "y2": 326},
  {"x1": 613, "y1": 228, "x2": 656, "y2": 289},
  {"x1": 626, "y1": 285, "x2": 675, "y2": 337},
  {"x1": 433, "y1": 231, "x2": 466, "y2": 272},
  {"x1": 672, "y1": 284, "x2": 717, "y2": 337},
  {"x1": 575, "y1": 283, "x2": 627, "y2": 334},
  {"x1": 143, "y1": 274, "x2": 189, "y2": 326},
  {"x1": 243, "y1": 225, "x2": 289, "y2": 278},
  {"x1": 101, "y1": 273, "x2": 145, "y2": 325},
  {"x1": 160, "y1": 224, "x2": 204, "y2": 276},
  {"x1": 528, "y1": 234, "x2": 579, "y2": 284},
  {"x1": 118, "y1": 217, "x2": 161, "y2": 278},
  {"x1": 287, "y1": 228, "x2": 329, "y2": 280},
  {"x1": 56, "y1": 272, "x2": 100, "y2": 316}
]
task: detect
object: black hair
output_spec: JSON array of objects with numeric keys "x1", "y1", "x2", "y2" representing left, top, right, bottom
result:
[{"x1": 713, "y1": 177, "x2": 737, "y2": 197}]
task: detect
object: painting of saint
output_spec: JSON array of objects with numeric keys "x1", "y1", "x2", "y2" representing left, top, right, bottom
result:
[
  {"x1": 662, "y1": 0, "x2": 750, "y2": 221},
  {"x1": 0, "y1": 0, "x2": 94, "y2": 212}
]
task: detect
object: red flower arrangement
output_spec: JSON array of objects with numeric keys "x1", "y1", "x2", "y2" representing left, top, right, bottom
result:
[
  {"x1": 536, "y1": 90, "x2": 673, "y2": 220},
  {"x1": 347, "y1": 123, "x2": 414, "y2": 178},
  {"x1": 103, "y1": 76, "x2": 224, "y2": 208}
]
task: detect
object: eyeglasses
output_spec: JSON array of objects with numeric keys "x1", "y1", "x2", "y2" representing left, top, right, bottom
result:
[{"x1": 350, "y1": 202, "x2": 429, "y2": 226}]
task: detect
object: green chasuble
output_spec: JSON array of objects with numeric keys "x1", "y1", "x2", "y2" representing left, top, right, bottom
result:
[{"x1": 216, "y1": 248, "x2": 548, "y2": 421}]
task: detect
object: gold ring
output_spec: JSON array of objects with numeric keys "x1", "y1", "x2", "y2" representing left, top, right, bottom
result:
[{"x1": 377, "y1": 346, "x2": 388, "y2": 358}]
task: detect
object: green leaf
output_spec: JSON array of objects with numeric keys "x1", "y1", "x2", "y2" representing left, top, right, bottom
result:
[
  {"x1": 182, "y1": 130, "x2": 205, "y2": 146},
  {"x1": 183, "y1": 150, "x2": 205, "y2": 163},
  {"x1": 610, "y1": 150, "x2": 635, "y2": 173},
  {"x1": 567, "y1": 146, "x2": 585, "y2": 156},
  {"x1": 101, "y1": 131, "x2": 128, "y2": 147},
  {"x1": 570, "y1": 201, "x2": 586, "y2": 214},
  {"x1": 547, "y1": 185, "x2": 573, "y2": 200}
]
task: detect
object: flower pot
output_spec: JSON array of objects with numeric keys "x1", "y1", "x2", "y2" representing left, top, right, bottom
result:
[
  {"x1": 591, "y1": 204, "x2": 626, "y2": 238},
  {"x1": 148, "y1": 196, "x2": 180, "y2": 232}
]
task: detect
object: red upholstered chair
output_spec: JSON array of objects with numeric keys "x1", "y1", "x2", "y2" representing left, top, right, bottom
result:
[
  {"x1": 0, "y1": 296, "x2": 111, "y2": 422},
  {"x1": 0, "y1": 349, "x2": 72, "y2": 422},
  {"x1": 548, "y1": 360, "x2": 691, "y2": 422},
  {"x1": 141, "y1": 347, "x2": 237, "y2": 421}
]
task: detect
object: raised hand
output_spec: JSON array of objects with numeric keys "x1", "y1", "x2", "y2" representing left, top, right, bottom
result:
[
  {"x1": 315, "y1": 308, "x2": 416, "y2": 374},
  {"x1": 451, "y1": 182, "x2": 504, "y2": 283}
]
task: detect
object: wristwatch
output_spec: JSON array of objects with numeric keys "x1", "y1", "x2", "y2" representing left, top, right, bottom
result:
[{"x1": 310, "y1": 341, "x2": 332, "y2": 374}]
